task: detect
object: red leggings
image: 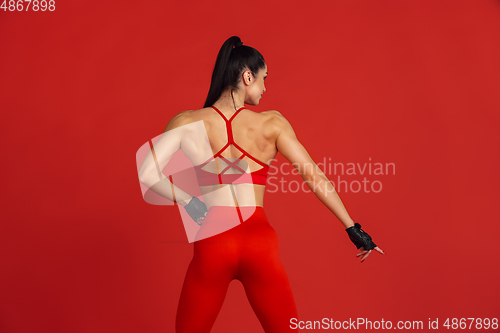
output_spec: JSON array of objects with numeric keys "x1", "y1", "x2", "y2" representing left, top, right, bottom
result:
[{"x1": 176, "y1": 206, "x2": 298, "y2": 332}]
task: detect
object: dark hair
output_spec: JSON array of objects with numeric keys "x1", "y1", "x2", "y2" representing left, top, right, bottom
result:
[{"x1": 203, "y1": 36, "x2": 266, "y2": 109}]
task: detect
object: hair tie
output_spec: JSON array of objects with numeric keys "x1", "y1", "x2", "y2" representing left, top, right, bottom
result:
[{"x1": 234, "y1": 41, "x2": 243, "y2": 48}]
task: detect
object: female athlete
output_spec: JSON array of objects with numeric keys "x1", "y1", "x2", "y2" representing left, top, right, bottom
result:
[{"x1": 138, "y1": 35, "x2": 384, "y2": 333}]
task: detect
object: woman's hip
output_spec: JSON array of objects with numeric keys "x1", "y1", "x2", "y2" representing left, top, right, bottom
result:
[{"x1": 193, "y1": 205, "x2": 275, "y2": 243}]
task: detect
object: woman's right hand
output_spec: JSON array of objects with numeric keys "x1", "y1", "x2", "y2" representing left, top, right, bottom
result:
[
  {"x1": 184, "y1": 197, "x2": 208, "y2": 226},
  {"x1": 196, "y1": 212, "x2": 208, "y2": 225}
]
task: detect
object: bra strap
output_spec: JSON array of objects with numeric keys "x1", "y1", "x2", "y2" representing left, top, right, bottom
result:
[
  {"x1": 210, "y1": 105, "x2": 245, "y2": 122},
  {"x1": 210, "y1": 106, "x2": 245, "y2": 142}
]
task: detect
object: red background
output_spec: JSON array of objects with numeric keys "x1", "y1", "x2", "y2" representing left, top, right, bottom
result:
[{"x1": 1, "y1": 1, "x2": 499, "y2": 332}]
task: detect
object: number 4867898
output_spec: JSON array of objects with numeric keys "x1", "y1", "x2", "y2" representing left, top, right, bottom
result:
[{"x1": 1, "y1": 0, "x2": 55, "y2": 11}]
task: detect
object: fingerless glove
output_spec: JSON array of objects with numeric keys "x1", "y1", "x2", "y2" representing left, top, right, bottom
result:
[
  {"x1": 345, "y1": 222, "x2": 377, "y2": 251},
  {"x1": 184, "y1": 197, "x2": 208, "y2": 226}
]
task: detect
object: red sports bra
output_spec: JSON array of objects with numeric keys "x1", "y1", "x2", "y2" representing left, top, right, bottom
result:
[{"x1": 194, "y1": 106, "x2": 270, "y2": 186}]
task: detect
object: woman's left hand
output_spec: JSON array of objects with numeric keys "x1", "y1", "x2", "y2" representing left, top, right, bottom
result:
[{"x1": 356, "y1": 246, "x2": 385, "y2": 263}]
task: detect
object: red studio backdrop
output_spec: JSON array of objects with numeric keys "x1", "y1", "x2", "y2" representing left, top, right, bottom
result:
[{"x1": 1, "y1": 1, "x2": 499, "y2": 332}]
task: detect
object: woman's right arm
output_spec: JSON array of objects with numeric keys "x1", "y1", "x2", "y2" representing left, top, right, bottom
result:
[
  {"x1": 273, "y1": 111, "x2": 355, "y2": 229},
  {"x1": 138, "y1": 111, "x2": 194, "y2": 207}
]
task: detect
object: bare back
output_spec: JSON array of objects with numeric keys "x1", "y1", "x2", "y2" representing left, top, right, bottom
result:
[{"x1": 179, "y1": 106, "x2": 280, "y2": 208}]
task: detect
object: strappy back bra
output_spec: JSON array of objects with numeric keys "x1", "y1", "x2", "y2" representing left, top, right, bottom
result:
[{"x1": 194, "y1": 106, "x2": 270, "y2": 186}]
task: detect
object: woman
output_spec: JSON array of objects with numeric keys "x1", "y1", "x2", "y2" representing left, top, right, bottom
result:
[{"x1": 139, "y1": 36, "x2": 384, "y2": 333}]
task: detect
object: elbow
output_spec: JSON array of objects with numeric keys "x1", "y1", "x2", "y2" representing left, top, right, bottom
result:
[
  {"x1": 302, "y1": 171, "x2": 331, "y2": 189},
  {"x1": 301, "y1": 165, "x2": 321, "y2": 183},
  {"x1": 138, "y1": 168, "x2": 156, "y2": 186},
  {"x1": 138, "y1": 175, "x2": 150, "y2": 187},
  {"x1": 301, "y1": 171, "x2": 313, "y2": 184}
]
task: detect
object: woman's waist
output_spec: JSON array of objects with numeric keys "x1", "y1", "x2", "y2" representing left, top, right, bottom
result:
[
  {"x1": 202, "y1": 205, "x2": 267, "y2": 224},
  {"x1": 200, "y1": 187, "x2": 265, "y2": 208},
  {"x1": 206, "y1": 204, "x2": 265, "y2": 215}
]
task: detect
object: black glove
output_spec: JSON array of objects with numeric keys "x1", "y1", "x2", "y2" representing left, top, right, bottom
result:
[
  {"x1": 184, "y1": 197, "x2": 208, "y2": 226},
  {"x1": 345, "y1": 223, "x2": 377, "y2": 251}
]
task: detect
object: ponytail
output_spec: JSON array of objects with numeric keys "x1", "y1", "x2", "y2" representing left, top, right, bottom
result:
[{"x1": 203, "y1": 36, "x2": 266, "y2": 109}]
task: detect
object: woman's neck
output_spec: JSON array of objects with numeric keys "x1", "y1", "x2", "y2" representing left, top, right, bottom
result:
[{"x1": 214, "y1": 90, "x2": 245, "y2": 111}]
